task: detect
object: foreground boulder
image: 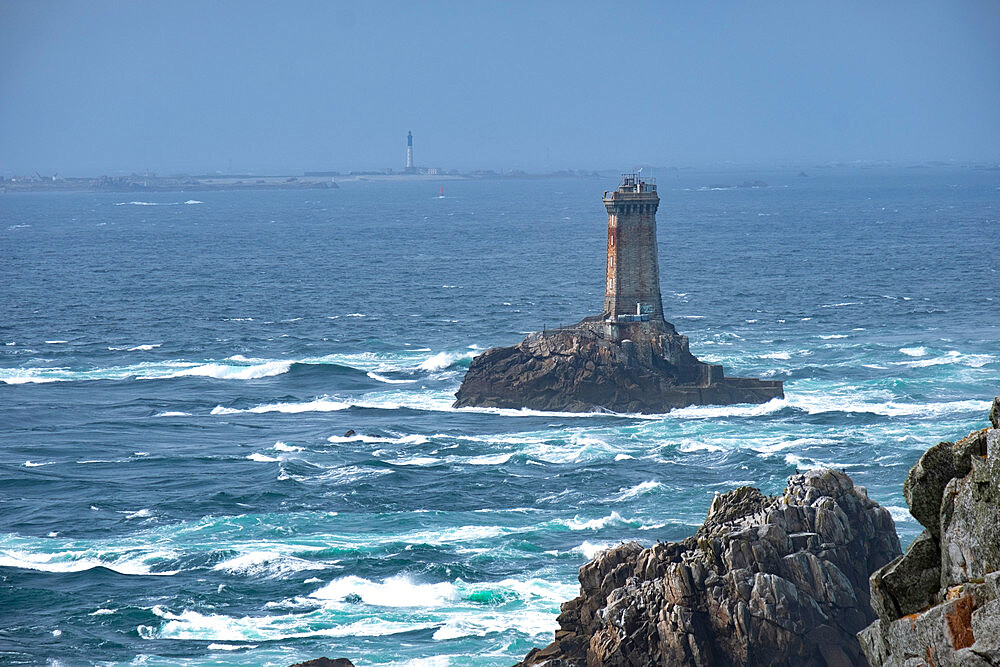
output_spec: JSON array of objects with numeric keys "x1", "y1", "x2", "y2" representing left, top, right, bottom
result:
[
  {"x1": 517, "y1": 469, "x2": 900, "y2": 666},
  {"x1": 859, "y1": 398, "x2": 1000, "y2": 666},
  {"x1": 454, "y1": 318, "x2": 783, "y2": 414}
]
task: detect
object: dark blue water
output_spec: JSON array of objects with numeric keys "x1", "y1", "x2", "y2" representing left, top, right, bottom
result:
[{"x1": 2, "y1": 168, "x2": 998, "y2": 665}]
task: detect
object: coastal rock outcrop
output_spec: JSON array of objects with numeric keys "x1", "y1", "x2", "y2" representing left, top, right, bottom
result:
[
  {"x1": 288, "y1": 658, "x2": 355, "y2": 667},
  {"x1": 859, "y1": 397, "x2": 1000, "y2": 666},
  {"x1": 454, "y1": 319, "x2": 783, "y2": 414},
  {"x1": 516, "y1": 468, "x2": 900, "y2": 666}
]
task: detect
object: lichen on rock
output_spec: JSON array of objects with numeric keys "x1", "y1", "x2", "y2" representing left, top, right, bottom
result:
[
  {"x1": 516, "y1": 469, "x2": 899, "y2": 666},
  {"x1": 859, "y1": 397, "x2": 1000, "y2": 666}
]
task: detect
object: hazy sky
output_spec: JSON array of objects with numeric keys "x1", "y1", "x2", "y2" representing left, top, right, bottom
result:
[{"x1": 2, "y1": 1, "x2": 999, "y2": 175}]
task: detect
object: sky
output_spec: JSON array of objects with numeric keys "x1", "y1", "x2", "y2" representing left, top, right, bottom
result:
[{"x1": 2, "y1": 1, "x2": 999, "y2": 175}]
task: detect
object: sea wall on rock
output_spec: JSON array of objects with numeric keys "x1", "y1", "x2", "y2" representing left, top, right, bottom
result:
[
  {"x1": 859, "y1": 398, "x2": 1000, "y2": 666},
  {"x1": 453, "y1": 320, "x2": 782, "y2": 414},
  {"x1": 517, "y1": 469, "x2": 900, "y2": 666}
]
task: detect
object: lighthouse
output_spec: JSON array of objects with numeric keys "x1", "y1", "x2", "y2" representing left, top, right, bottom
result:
[
  {"x1": 452, "y1": 173, "x2": 784, "y2": 413},
  {"x1": 405, "y1": 130, "x2": 415, "y2": 173},
  {"x1": 603, "y1": 173, "x2": 664, "y2": 325}
]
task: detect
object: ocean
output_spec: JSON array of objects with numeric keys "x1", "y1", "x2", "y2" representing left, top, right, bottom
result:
[{"x1": 1, "y1": 167, "x2": 998, "y2": 666}]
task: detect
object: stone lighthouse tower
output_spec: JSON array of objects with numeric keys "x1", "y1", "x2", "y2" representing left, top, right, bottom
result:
[
  {"x1": 452, "y1": 173, "x2": 784, "y2": 414},
  {"x1": 405, "y1": 131, "x2": 415, "y2": 173},
  {"x1": 603, "y1": 173, "x2": 664, "y2": 328}
]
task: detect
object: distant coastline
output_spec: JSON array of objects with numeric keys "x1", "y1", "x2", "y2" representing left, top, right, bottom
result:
[
  {"x1": 0, "y1": 169, "x2": 602, "y2": 194},
  {"x1": 4, "y1": 162, "x2": 995, "y2": 195}
]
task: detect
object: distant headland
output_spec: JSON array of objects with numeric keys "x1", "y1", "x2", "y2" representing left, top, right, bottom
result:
[{"x1": 0, "y1": 168, "x2": 604, "y2": 194}]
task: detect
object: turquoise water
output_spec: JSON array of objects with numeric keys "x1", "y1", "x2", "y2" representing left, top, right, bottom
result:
[{"x1": 1, "y1": 168, "x2": 998, "y2": 665}]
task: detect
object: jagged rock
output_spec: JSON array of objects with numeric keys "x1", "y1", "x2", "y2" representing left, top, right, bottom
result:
[
  {"x1": 904, "y1": 441, "x2": 957, "y2": 539},
  {"x1": 859, "y1": 399, "x2": 1000, "y2": 666},
  {"x1": 869, "y1": 530, "x2": 940, "y2": 620},
  {"x1": 288, "y1": 659, "x2": 355, "y2": 667},
  {"x1": 516, "y1": 469, "x2": 899, "y2": 666},
  {"x1": 454, "y1": 319, "x2": 782, "y2": 414},
  {"x1": 940, "y1": 429, "x2": 1000, "y2": 587}
]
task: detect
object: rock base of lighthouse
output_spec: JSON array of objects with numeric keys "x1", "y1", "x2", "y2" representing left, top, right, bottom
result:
[{"x1": 453, "y1": 317, "x2": 783, "y2": 414}]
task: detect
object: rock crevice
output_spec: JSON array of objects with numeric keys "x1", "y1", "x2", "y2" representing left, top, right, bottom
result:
[
  {"x1": 454, "y1": 318, "x2": 782, "y2": 414},
  {"x1": 859, "y1": 397, "x2": 1000, "y2": 666},
  {"x1": 517, "y1": 469, "x2": 900, "y2": 666}
]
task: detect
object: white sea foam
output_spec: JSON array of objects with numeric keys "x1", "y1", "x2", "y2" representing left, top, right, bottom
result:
[
  {"x1": 612, "y1": 481, "x2": 664, "y2": 502},
  {"x1": 821, "y1": 302, "x2": 863, "y2": 308},
  {"x1": 207, "y1": 643, "x2": 257, "y2": 651},
  {"x1": 885, "y1": 506, "x2": 913, "y2": 523},
  {"x1": 212, "y1": 550, "x2": 324, "y2": 578},
  {"x1": 818, "y1": 334, "x2": 848, "y2": 339},
  {"x1": 184, "y1": 200, "x2": 203, "y2": 205},
  {"x1": 389, "y1": 456, "x2": 441, "y2": 466},
  {"x1": 892, "y1": 350, "x2": 995, "y2": 369},
  {"x1": 572, "y1": 541, "x2": 617, "y2": 559},
  {"x1": 366, "y1": 371, "x2": 416, "y2": 384},
  {"x1": 0, "y1": 549, "x2": 178, "y2": 576},
  {"x1": 272, "y1": 441, "x2": 302, "y2": 452},
  {"x1": 561, "y1": 511, "x2": 631, "y2": 531},
  {"x1": 146, "y1": 607, "x2": 437, "y2": 641},
  {"x1": 226, "y1": 389, "x2": 659, "y2": 420},
  {"x1": 899, "y1": 346, "x2": 927, "y2": 357},
  {"x1": 418, "y1": 351, "x2": 473, "y2": 371},
  {"x1": 312, "y1": 574, "x2": 456, "y2": 607},
  {"x1": 669, "y1": 399, "x2": 787, "y2": 419},
  {"x1": 24, "y1": 460, "x2": 54, "y2": 467},
  {"x1": 212, "y1": 398, "x2": 350, "y2": 415},
  {"x1": 789, "y1": 394, "x2": 992, "y2": 418},
  {"x1": 679, "y1": 438, "x2": 724, "y2": 453},
  {"x1": 246, "y1": 453, "x2": 280, "y2": 463},
  {"x1": 398, "y1": 524, "x2": 508, "y2": 545},
  {"x1": 157, "y1": 360, "x2": 292, "y2": 380},
  {"x1": 432, "y1": 610, "x2": 556, "y2": 640},
  {"x1": 465, "y1": 453, "x2": 513, "y2": 465},
  {"x1": 155, "y1": 411, "x2": 191, "y2": 417}
]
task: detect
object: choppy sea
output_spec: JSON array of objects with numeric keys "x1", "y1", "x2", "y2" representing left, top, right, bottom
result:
[{"x1": 1, "y1": 168, "x2": 998, "y2": 665}]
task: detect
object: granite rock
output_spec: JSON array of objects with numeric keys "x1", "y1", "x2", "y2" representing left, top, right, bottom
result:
[
  {"x1": 454, "y1": 318, "x2": 782, "y2": 414},
  {"x1": 516, "y1": 469, "x2": 899, "y2": 666},
  {"x1": 859, "y1": 399, "x2": 1000, "y2": 666}
]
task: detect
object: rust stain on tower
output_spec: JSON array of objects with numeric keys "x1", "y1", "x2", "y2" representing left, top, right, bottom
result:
[{"x1": 603, "y1": 173, "x2": 663, "y2": 325}]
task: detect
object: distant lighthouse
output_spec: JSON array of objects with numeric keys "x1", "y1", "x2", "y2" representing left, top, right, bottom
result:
[{"x1": 405, "y1": 130, "x2": 415, "y2": 172}]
